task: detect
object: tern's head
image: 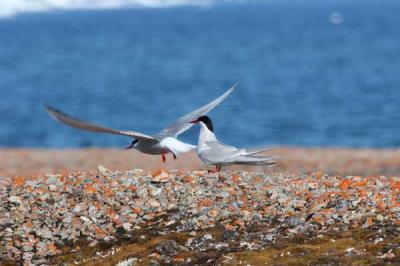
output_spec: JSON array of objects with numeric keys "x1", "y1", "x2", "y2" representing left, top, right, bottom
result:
[{"x1": 190, "y1": 115, "x2": 214, "y2": 132}]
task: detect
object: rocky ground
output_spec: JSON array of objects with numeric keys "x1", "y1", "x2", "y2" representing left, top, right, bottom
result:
[
  {"x1": 1, "y1": 148, "x2": 400, "y2": 265},
  {"x1": 1, "y1": 164, "x2": 400, "y2": 265}
]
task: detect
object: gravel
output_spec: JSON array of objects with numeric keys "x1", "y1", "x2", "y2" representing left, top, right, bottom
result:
[{"x1": 1, "y1": 169, "x2": 400, "y2": 264}]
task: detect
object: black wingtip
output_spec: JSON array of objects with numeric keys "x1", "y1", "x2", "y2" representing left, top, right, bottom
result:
[
  {"x1": 44, "y1": 104, "x2": 56, "y2": 112},
  {"x1": 43, "y1": 104, "x2": 67, "y2": 121}
]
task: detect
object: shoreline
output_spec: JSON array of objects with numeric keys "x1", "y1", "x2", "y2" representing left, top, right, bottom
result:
[{"x1": 1, "y1": 147, "x2": 400, "y2": 177}]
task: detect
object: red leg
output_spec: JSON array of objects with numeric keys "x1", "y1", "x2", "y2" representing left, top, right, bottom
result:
[
  {"x1": 207, "y1": 166, "x2": 221, "y2": 173},
  {"x1": 161, "y1": 154, "x2": 166, "y2": 163}
]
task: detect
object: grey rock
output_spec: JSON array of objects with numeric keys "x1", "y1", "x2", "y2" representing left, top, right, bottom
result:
[
  {"x1": 62, "y1": 213, "x2": 73, "y2": 224},
  {"x1": 25, "y1": 181, "x2": 38, "y2": 187},
  {"x1": 46, "y1": 175, "x2": 59, "y2": 185},
  {"x1": 89, "y1": 240, "x2": 99, "y2": 247},
  {"x1": 73, "y1": 204, "x2": 82, "y2": 214},
  {"x1": 203, "y1": 234, "x2": 213, "y2": 241},
  {"x1": 22, "y1": 251, "x2": 34, "y2": 262},
  {"x1": 123, "y1": 222, "x2": 132, "y2": 231},
  {"x1": 103, "y1": 236, "x2": 115, "y2": 242},
  {"x1": 0, "y1": 217, "x2": 12, "y2": 226},
  {"x1": 8, "y1": 196, "x2": 22, "y2": 204},
  {"x1": 155, "y1": 240, "x2": 180, "y2": 255}
]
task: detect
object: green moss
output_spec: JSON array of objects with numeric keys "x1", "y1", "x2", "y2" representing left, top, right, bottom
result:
[{"x1": 45, "y1": 226, "x2": 400, "y2": 266}]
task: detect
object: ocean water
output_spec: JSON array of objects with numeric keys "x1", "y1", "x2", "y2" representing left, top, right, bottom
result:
[{"x1": 1, "y1": 0, "x2": 400, "y2": 148}]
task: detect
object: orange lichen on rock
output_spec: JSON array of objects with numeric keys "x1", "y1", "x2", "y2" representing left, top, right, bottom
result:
[
  {"x1": 315, "y1": 171, "x2": 323, "y2": 180},
  {"x1": 357, "y1": 188, "x2": 368, "y2": 198},
  {"x1": 377, "y1": 201, "x2": 387, "y2": 211},
  {"x1": 324, "y1": 181, "x2": 335, "y2": 188},
  {"x1": 183, "y1": 175, "x2": 194, "y2": 183},
  {"x1": 354, "y1": 179, "x2": 368, "y2": 187},
  {"x1": 232, "y1": 174, "x2": 241, "y2": 183},
  {"x1": 338, "y1": 179, "x2": 352, "y2": 190},
  {"x1": 84, "y1": 185, "x2": 97, "y2": 194},
  {"x1": 128, "y1": 185, "x2": 137, "y2": 192},
  {"x1": 240, "y1": 194, "x2": 248, "y2": 202},
  {"x1": 208, "y1": 209, "x2": 218, "y2": 217},
  {"x1": 391, "y1": 181, "x2": 400, "y2": 191},
  {"x1": 224, "y1": 223, "x2": 235, "y2": 231},
  {"x1": 95, "y1": 226, "x2": 106, "y2": 237},
  {"x1": 103, "y1": 187, "x2": 113, "y2": 197},
  {"x1": 46, "y1": 242, "x2": 60, "y2": 255},
  {"x1": 107, "y1": 208, "x2": 117, "y2": 217},
  {"x1": 233, "y1": 219, "x2": 245, "y2": 227},
  {"x1": 132, "y1": 207, "x2": 142, "y2": 215},
  {"x1": 172, "y1": 257, "x2": 185, "y2": 263},
  {"x1": 12, "y1": 176, "x2": 25, "y2": 187},
  {"x1": 152, "y1": 170, "x2": 166, "y2": 177},
  {"x1": 198, "y1": 199, "x2": 213, "y2": 207},
  {"x1": 366, "y1": 217, "x2": 373, "y2": 227}
]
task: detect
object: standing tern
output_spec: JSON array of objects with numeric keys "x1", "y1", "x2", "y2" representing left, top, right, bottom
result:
[
  {"x1": 45, "y1": 84, "x2": 236, "y2": 163},
  {"x1": 191, "y1": 116, "x2": 278, "y2": 172}
]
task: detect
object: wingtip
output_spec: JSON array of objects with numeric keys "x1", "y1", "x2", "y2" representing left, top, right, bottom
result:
[
  {"x1": 43, "y1": 104, "x2": 64, "y2": 122},
  {"x1": 221, "y1": 82, "x2": 238, "y2": 97},
  {"x1": 43, "y1": 104, "x2": 55, "y2": 112},
  {"x1": 229, "y1": 81, "x2": 239, "y2": 91}
]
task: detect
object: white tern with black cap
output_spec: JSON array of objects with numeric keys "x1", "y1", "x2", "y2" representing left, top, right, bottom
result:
[{"x1": 191, "y1": 115, "x2": 278, "y2": 172}]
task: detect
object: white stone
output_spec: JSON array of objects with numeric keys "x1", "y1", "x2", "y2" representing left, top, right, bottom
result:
[
  {"x1": 9, "y1": 196, "x2": 22, "y2": 204},
  {"x1": 123, "y1": 223, "x2": 132, "y2": 231},
  {"x1": 73, "y1": 204, "x2": 82, "y2": 214}
]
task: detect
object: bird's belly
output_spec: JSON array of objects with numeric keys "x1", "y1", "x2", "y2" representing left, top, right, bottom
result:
[
  {"x1": 198, "y1": 152, "x2": 217, "y2": 166},
  {"x1": 135, "y1": 141, "x2": 168, "y2": 155}
]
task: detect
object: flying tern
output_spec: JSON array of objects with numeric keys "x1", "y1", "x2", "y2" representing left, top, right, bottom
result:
[
  {"x1": 191, "y1": 116, "x2": 278, "y2": 172},
  {"x1": 45, "y1": 84, "x2": 236, "y2": 163}
]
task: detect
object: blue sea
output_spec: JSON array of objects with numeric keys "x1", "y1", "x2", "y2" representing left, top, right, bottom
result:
[{"x1": 1, "y1": 0, "x2": 400, "y2": 148}]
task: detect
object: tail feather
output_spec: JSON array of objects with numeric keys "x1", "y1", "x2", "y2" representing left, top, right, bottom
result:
[
  {"x1": 225, "y1": 154, "x2": 279, "y2": 165},
  {"x1": 234, "y1": 161, "x2": 276, "y2": 166},
  {"x1": 244, "y1": 146, "x2": 277, "y2": 156}
]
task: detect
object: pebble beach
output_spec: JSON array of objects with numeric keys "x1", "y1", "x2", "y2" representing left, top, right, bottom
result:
[{"x1": 1, "y1": 148, "x2": 400, "y2": 265}]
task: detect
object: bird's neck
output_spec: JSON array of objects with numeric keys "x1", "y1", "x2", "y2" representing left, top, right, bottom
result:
[{"x1": 198, "y1": 122, "x2": 217, "y2": 149}]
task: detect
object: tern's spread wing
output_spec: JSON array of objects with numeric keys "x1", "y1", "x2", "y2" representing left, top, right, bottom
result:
[
  {"x1": 45, "y1": 105, "x2": 157, "y2": 141},
  {"x1": 156, "y1": 83, "x2": 237, "y2": 138}
]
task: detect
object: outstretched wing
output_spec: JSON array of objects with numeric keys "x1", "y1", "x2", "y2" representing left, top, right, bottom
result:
[
  {"x1": 45, "y1": 105, "x2": 157, "y2": 141},
  {"x1": 156, "y1": 83, "x2": 237, "y2": 138}
]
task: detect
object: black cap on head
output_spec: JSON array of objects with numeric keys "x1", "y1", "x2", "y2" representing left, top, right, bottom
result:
[{"x1": 197, "y1": 116, "x2": 214, "y2": 132}]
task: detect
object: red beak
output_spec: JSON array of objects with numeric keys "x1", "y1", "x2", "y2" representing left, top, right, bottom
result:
[{"x1": 190, "y1": 119, "x2": 198, "y2": 124}]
